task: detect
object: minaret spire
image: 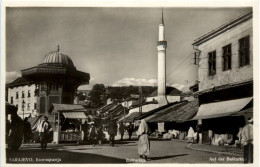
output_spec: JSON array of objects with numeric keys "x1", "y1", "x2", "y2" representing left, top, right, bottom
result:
[
  {"x1": 161, "y1": 8, "x2": 164, "y2": 25},
  {"x1": 157, "y1": 9, "x2": 168, "y2": 107}
]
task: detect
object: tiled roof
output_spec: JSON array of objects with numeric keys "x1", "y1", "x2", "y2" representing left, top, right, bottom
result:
[
  {"x1": 99, "y1": 103, "x2": 129, "y2": 121},
  {"x1": 7, "y1": 77, "x2": 34, "y2": 88},
  {"x1": 194, "y1": 79, "x2": 253, "y2": 96},
  {"x1": 118, "y1": 112, "x2": 141, "y2": 123},
  {"x1": 49, "y1": 103, "x2": 87, "y2": 113},
  {"x1": 98, "y1": 103, "x2": 117, "y2": 114},
  {"x1": 131, "y1": 98, "x2": 146, "y2": 108},
  {"x1": 135, "y1": 102, "x2": 179, "y2": 120},
  {"x1": 147, "y1": 101, "x2": 198, "y2": 123}
]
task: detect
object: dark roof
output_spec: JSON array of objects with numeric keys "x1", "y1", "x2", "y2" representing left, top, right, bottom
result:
[
  {"x1": 99, "y1": 103, "x2": 129, "y2": 121},
  {"x1": 192, "y1": 10, "x2": 252, "y2": 46},
  {"x1": 21, "y1": 65, "x2": 90, "y2": 85},
  {"x1": 135, "y1": 102, "x2": 179, "y2": 120},
  {"x1": 130, "y1": 98, "x2": 146, "y2": 108},
  {"x1": 194, "y1": 79, "x2": 253, "y2": 96},
  {"x1": 98, "y1": 103, "x2": 117, "y2": 114},
  {"x1": 118, "y1": 112, "x2": 141, "y2": 123},
  {"x1": 149, "y1": 87, "x2": 182, "y2": 97},
  {"x1": 147, "y1": 101, "x2": 198, "y2": 123},
  {"x1": 130, "y1": 100, "x2": 158, "y2": 109},
  {"x1": 49, "y1": 103, "x2": 87, "y2": 113},
  {"x1": 7, "y1": 77, "x2": 34, "y2": 88}
]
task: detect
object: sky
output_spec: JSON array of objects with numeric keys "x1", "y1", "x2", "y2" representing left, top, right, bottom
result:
[{"x1": 6, "y1": 7, "x2": 251, "y2": 90}]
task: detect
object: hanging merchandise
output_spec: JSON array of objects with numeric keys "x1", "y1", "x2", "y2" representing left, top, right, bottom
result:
[{"x1": 158, "y1": 122, "x2": 165, "y2": 133}]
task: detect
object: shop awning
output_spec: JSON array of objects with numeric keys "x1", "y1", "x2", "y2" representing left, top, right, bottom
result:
[
  {"x1": 62, "y1": 112, "x2": 87, "y2": 119},
  {"x1": 192, "y1": 97, "x2": 252, "y2": 120}
]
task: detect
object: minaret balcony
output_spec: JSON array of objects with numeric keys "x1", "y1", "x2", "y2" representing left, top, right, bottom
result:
[{"x1": 157, "y1": 41, "x2": 167, "y2": 47}]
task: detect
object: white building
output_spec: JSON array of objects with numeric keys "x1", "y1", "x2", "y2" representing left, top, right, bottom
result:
[
  {"x1": 7, "y1": 77, "x2": 38, "y2": 118},
  {"x1": 192, "y1": 11, "x2": 253, "y2": 144}
]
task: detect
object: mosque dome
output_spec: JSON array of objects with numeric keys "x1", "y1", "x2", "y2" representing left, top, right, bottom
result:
[{"x1": 43, "y1": 46, "x2": 75, "y2": 69}]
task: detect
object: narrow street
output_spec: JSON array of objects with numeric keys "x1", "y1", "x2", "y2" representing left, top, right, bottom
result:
[{"x1": 6, "y1": 137, "x2": 244, "y2": 164}]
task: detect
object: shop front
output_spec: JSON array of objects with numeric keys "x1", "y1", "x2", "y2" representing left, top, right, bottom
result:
[
  {"x1": 53, "y1": 111, "x2": 88, "y2": 143},
  {"x1": 48, "y1": 103, "x2": 89, "y2": 144},
  {"x1": 192, "y1": 97, "x2": 253, "y2": 146}
]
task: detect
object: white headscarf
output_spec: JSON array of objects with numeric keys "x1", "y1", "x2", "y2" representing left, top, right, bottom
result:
[
  {"x1": 137, "y1": 119, "x2": 149, "y2": 135},
  {"x1": 187, "y1": 127, "x2": 195, "y2": 137}
]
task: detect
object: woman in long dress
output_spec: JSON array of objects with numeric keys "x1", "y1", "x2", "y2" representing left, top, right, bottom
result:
[
  {"x1": 136, "y1": 119, "x2": 150, "y2": 160},
  {"x1": 187, "y1": 127, "x2": 195, "y2": 143}
]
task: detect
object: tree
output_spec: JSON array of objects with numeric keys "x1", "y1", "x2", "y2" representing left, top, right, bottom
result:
[
  {"x1": 90, "y1": 84, "x2": 106, "y2": 105},
  {"x1": 78, "y1": 92, "x2": 87, "y2": 101}
]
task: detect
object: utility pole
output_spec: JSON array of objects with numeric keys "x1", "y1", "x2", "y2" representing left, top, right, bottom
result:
[
  {"x1": 123, "y1": 98, "x2": 125, "y2": 122},
  {"x1": 139, "y1": 86, "x2": 142, "y2": 115}
]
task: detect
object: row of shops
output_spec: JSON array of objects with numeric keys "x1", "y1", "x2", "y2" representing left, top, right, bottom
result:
[{"x1": 117, "y1": 92, "x2": 253, "y2": 146}]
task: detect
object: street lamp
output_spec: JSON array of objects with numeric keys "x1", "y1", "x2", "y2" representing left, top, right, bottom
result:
[{"x1": 22, "y1": 100, "x2": 25, "y2": 119}]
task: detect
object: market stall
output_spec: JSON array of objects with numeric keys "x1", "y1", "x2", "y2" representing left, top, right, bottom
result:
[{"x1": 49, "y1": 104, "x2": 88, "y2": 144}]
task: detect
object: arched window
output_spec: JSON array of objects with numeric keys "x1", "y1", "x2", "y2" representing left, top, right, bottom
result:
[
  {"x1": 22, "y1": 91, "x2": 25, "y2": 98},
  {"x1": 22, "y1": 100, "x2": 25, "y2": 111},
  {"x1": 28, "y1": 90, "x2": 31, "y2": 97},
  {"x1": 27, "y1": 103, "x2": 31, "y2": 111},
  {"x1": 16, "y1": 92, "x2": 19, "y2": 99},
  {"x1": 11, "y1": 97, "x2": 13, "y2": 104}
]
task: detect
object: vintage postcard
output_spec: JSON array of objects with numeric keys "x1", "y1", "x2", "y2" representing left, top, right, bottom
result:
[{"x1": 1, "y1": 0, "x2": 259, "y2": 167}]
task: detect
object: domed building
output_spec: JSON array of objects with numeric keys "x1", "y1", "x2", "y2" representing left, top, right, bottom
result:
[{"x1": 7, "y1": 46, "x2": 90, "y2": 117}]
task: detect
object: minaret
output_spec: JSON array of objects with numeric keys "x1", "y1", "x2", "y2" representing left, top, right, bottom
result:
[{"x1": 157, "y1": 9, "x2": 168, "y2": 107}]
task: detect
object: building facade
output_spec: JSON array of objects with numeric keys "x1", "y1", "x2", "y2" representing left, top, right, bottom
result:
[
  {"x1": 192, "y1": 11, "x2": 253, "y2": 144},
  {"x1": 7, "y1": 78, "x2": 37, "y2": 118},
  {"x1": 7, "y1": 47, "x2": 90, "y2": 119}
]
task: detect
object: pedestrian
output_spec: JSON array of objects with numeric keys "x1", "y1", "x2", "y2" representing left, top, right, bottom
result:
[
  {"x1": 208, "y1": 129, "x2": 213, "y2": 145},
  {"x1": 127, "y1": 124, "x2": 134, "y2": 140},
  {"x1": 196, "y1": 124, "x2": 202, "y2": 144},
  {"x1": 235, "y1": 127, "x2": 243, "y2": 148},
  {"x1": 23, "y1": 117, "x2": 32, "y2": 144},
  {"x1": 89, "y1": 124, "x2": 97, "y2": 146},
  {"x1": 8, "y1": 114, "x2": 24, "y2": 151},
  {"x1": 38, "y1": 116, "x2": 52, "y2": 151},
  {"x1": 242, "y1": 117, "x2": 253, "y2": 163},
  {"x1": 187, "y1": 127, "x2": 194, "y2": 144},
  {"x1": 108, "y1": 120, "x2": 117, "y2": 146},
  {"x1": 136, "y1": 119, "x2": 150, "y2": 161},
  {"x1": 82, "y1": 121, "x2": 89, "y2": 144},
  {"x1": 119, "y1": 122, "x2": 125, "y2": 141},
  {"x1": 97, "y1": 126, "x2": 103, "y2": 145}
]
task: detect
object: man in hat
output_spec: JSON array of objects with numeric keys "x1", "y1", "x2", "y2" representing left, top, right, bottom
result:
[
  {"x1": 38, "y1": 116, "x2": 52, "y2": 151},
  {"x1": 242, "y1": 117, "x2": 253, "y2": 163}
]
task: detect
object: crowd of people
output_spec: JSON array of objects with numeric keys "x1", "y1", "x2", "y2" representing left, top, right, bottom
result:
[
  {"x1": 6, "y1": 114, "x2": 253, "y2": 163},
  {"x1": 81, "y1": 120, "x2": 135, "y2": 147}
]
